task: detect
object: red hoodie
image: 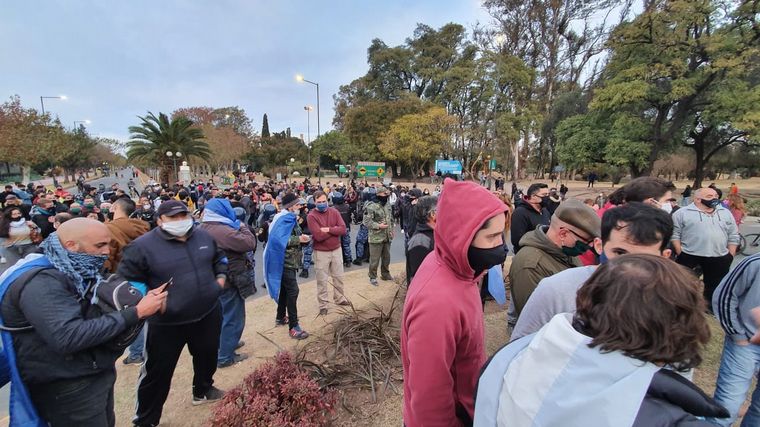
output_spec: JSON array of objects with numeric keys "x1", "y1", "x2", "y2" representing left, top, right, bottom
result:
[{"x1": 401, "y1": 179, "x2": 508, "y2": 426}]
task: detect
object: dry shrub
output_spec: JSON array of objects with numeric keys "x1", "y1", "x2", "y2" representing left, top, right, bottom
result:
[{"x1": 210, "y1": 351, "x2": 337, "y2": 427}]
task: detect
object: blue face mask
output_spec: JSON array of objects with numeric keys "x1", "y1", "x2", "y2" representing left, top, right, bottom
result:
[
  {"x1": 599, "y1": 250, "x2": 609, "y2": 264},
  {"x1": 316, "y1": 202, "x2": 328, "y2": 213}
]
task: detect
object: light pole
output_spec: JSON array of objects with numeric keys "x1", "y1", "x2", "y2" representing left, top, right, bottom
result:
[
  {"x1": 296, "y1": 75, "x2": 320, "y2": 184},
  {"x1": 73, "y1": 119, "x2": 91, "y2": 130},
  {"x1": 40, "y1": 95, "x2": 67, "y2": 115},
  {"x1": 304, "y1": 105, "x2": 313, "y2": 178},
  {"x1": 288, "y1": 157, "x2": 295, "y2": 183},
  {"x1": 166, "y1": 151, "x2": 182, "y2": 184}
]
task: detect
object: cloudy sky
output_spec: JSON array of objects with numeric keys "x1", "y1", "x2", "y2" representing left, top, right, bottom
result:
[{"x1": 1, "y1": 1, "x2": 490, "y2": 143}]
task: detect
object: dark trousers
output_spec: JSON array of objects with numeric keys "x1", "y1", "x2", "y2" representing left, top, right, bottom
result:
[
  {"x1": 369, "y1": 241, "x2": 391, "y2": 280},
  {"x1": 277, "y1": 268, "x2": 300, "y2": 328},
  {"x1": 29, "y1": 370, "x2": 116, "y2": 427},
  {"x1": 676, "y1": 252, "x2": 733, "y2": 310},
  {"x1": 134, "y1": 305, "x2": 222, "y2": 426}
]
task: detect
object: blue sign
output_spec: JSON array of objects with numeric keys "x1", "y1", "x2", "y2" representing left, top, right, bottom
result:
[{"x1": 435, "y1": 159, "x2": 463, "y2": 175}]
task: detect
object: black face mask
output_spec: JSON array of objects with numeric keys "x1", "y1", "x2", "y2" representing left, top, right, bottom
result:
[
  {"x1": 467, "y1": 244, "x2": 507, "y2": 277},
  {"x1": 540, "y1": 196, "x2": 551, "y2": 208},
  {"x1": 377, "y1": 195, "x2": 389, "y2": 206},
  {"x1": 700, "y1": 198, "x2": 721, "y2": 209}
]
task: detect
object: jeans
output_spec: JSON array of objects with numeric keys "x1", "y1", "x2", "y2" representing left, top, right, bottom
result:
[
  {"x1": 218, "y1": 287, "x2": 246, "y2": 364},
  {"x1": 29, "y1": 370, "x2": 116, "y2": 427},
  {"x1": 710, "y1": 337, "x2": 760, "y2": 426},
  {"x1": 128, "y1": 325, "x2": 146, "y2": 358},
  {"x1": 276, "y1": 268, "x2": 300, "y2": 329}
]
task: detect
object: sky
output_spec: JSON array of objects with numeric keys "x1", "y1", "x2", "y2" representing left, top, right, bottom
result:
[{"x1": 1, "y1": 0, "x2": 491, "y2": 144}]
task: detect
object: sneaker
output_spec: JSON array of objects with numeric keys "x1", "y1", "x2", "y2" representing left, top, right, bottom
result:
[
  {"x1": 352, "y1": 259, "x2": 363, "y2": 266},
  {"x1": 192, "y1": 386, "x2": 225, "y2": 406},
  {"x1": 275, "y1": 316, "x2": 289, "y2": 326},
  {"x1": 217, "y1": 353, "x2": 249, "y2": 369},
  {"x1": 122, "y1": 355, "x2": 144, "y2": 365},
  {"x1": 369, "y1": 278, "x2": 379, "y2": 287},
  {"x1": 289, "y1": 325, "x2": 310, "y2": 340},
  {"x1": 319, "y1": 308, "x2": 328, "y2": 316},
  {"x1": 235, "y1": 340, "x2": 245, "y2": 350},
  {"x1": 344, "y1": 261, "x2": 352, "y2": 268},
  {"x1": 299, "y1": 269, "x2": 309, "y2": 278}
]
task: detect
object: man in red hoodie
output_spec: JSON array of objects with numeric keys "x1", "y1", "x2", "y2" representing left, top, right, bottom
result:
[
  {"x1": 402, "y1": 178, "x2": 508, "y2": 426},
  {"x1": 307, "y1": 191, "x2": 351, "y2": 316}
]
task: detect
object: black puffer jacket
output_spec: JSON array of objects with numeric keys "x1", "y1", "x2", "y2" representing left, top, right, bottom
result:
[
  {"x1": 117, "y1": 225, "x2": 227, "y2": 325},
  {"x1": 1, "y1": 269, "x2": 139, "y2": 384},
  {"x1": 633, "y1": 369, "x2": 729, "y2": 426}
]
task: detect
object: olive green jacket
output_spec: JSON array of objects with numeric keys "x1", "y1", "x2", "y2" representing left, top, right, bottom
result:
[
  {"x1": 363, "y1": 201, "x2": 394, "y2": 244},
  {"x1": 284, "y1": 222, "x2": 304, "y2": 270}
]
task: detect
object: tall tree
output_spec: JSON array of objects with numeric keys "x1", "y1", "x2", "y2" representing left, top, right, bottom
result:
[
  {"x1": 261, "y1": 114, "x2": 270, "y2": 139},
  {"x1": 127, "y1": 112, "x2": 211, "y2": 184}
]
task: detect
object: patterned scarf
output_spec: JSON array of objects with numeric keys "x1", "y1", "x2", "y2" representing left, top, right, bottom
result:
[{"x1": 40, "y1": 232, "x2": 107, "y2": 303}]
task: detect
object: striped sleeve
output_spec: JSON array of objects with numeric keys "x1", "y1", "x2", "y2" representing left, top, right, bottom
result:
[{"x1": 713, "y1": 255, "x2": 760, "y2": 340}]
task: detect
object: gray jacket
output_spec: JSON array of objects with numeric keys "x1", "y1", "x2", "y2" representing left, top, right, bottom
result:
[
  {"x1": 672, "y1": 203, "x2": 739, "y2": 257},
  {"x1": 713, "y1": 253, "x2": 760, "y2": 342}
]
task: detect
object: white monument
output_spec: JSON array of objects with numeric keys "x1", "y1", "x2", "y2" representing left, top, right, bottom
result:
[{"x1": 179, "y1": 161, "x2": 191, "y2": 182}]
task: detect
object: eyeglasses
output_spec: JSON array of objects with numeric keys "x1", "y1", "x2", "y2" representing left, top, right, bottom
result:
[{"x1": 561, "y1": 227, "x2": 594, "y2": 245}]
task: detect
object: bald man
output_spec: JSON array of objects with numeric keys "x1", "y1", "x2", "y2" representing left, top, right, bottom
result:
[
  {"x1": 672, "y1": 187, "x2": 740, "y2": 308},
  {"x1": 0, "y1": 218, "x2": 167, "y2": 427}
]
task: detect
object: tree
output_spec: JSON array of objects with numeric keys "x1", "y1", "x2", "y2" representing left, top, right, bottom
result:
[
  {"x1": 310, "y1": 130, "x2": 352, "y2": 167},
  {"x1": 379, "y1": 107, "x2": 455, "y2": 180},
  {"x1": 127, "y1": 112, "x2": 211, "y2": 184},
  {"x1": 261, "y1": 114, "x2": 270, "y2": 139}
]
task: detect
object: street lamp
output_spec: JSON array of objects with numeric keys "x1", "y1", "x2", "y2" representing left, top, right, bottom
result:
[
  {"x1": 73, "y1": 119, "x2": 91, "y2": 130},
  {"x1": 304, "y1": 105, "x2": 313, "y2": 178},
  {"x1": 166, "y1": 151, "x2": 182, "y2": 183},
  {"x1": 296, "y1": 74, "x2": 321, "y2": 184},
  {"x1": 39, "y1": 95, "x2": 67, "y2": 115}
]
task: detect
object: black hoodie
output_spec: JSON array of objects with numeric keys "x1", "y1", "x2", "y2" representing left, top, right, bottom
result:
[{"x1": 509, "y1": 199, "x2": 550, "y2": 253}]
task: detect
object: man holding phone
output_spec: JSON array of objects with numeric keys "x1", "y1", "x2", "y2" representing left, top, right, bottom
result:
[{"x1": 118, "y1": 200, "x2": 229, "y2": 427}]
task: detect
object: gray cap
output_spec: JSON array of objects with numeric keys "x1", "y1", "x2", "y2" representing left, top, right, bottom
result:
[{"x1": 553, "y1": 199, "x2": 601, "y2": 238}]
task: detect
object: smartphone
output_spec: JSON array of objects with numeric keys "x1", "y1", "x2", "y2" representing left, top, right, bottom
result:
[{"x1": 163, "y1": 277, "x2": 174, "y2": 290}]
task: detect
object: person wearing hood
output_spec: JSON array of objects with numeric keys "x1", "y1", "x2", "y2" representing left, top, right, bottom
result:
[
  {"x1": 118, "y1": 200, "x2": 229, "y2": 425},
  {"x1": 401, "y1": 178, "x2": 508, "y2": 426},
  {"x1": 509, "y1": 183, "x2": 551, "y2": 254},
  {"x1": 200, "y1": 198, "x2": 257, "y2": 368},
  {"x1": 475, "y1": 255, "x2": 728, "y2": 426},
  {"x1": 509, "y1": 199, "x2": 600, "y2": 318},
  {"x1": 672, "y1": 187, "x2": 739, "y2": 309}
]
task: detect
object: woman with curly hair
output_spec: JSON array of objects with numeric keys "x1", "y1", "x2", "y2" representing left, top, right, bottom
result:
[{"x1": 475, "y1": 254, "x2": 729, "y2": 426}]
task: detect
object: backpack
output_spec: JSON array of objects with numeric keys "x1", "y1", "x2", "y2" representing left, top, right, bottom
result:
[{"x1": 2, "y1": 266, "x2": 145, "y2": 353}]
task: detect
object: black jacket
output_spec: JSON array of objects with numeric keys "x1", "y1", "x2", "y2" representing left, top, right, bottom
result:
[
  {"x1": 334, "y1": 203, "x2": 352, "y2": 229},
  {"x1": 406, "y1": 223, "x2": 434, "y2": 284},
  {"x1": 1, "y1": 268, "x2": 139, "y2": 385},
  {"x1": 633, "y1": 369, "x2": 728, "y2": 426},
  {"x1": 509, "y1": 200, "x2": 550, "y2": 253},
  {"x1": 32, "y1": 212, "x2": 55, "y2": 239},
  {"x1": 117, "y1": 225, "x2": 227, "y2": 325},
  {"x1": 199, "y1": 222, "x2": 257, "y2": 298}
]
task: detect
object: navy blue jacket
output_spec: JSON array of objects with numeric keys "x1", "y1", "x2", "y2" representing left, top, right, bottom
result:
[{"x1": 117, "y1": 225, "x2": 227, "y2": 326}]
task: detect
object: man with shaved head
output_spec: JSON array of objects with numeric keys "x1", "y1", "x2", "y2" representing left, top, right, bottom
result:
[
  {"x1": 672, "y1": 187, "x2": 740, "y2": 308},
  {"x1": 0, "y1": 218, "x2": 167, "y2": 426}
]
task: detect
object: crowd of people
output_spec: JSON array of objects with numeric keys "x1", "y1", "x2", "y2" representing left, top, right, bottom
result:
[{"x1": 1, "y1": 169, "x2": 759, "y2": 426}]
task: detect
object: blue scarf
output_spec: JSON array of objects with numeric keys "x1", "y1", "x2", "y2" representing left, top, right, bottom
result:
[
  {"x1": 39, "y1": 233, "x2": 107, "y2": 303},
  {"x1": 202, "y1": 198, "x2": 241, "y2": 230}
]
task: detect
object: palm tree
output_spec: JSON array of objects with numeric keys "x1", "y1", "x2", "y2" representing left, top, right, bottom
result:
[{"x1": 127, "y1": 112, "x2": 211, "y2": 184}]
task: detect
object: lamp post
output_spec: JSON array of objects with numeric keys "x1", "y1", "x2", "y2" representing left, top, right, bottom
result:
[
  {"x1": 296, "y1": 75, "x2": 320, "y2": 184},
  {"x1": 39, "y1": 95, "x2": 67, "y2": 115},
  {"x1": 288, "y1": 157, "x2": 295, "y2": 183},
  {"x1": 73, "y1": 119, "x2": 91, "y2": 130},
  {"x1": 304, "y1": 105, "x2": 313, "y2": 178},
  {"x1": 166, "y1": 151, "x2": 182, "y2": 184}
]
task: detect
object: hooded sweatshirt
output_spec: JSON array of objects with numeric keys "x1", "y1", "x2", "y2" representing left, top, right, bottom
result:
[
  {"x1": 402, "y1": 178, "x2": 507, "y2": 427},
  {"x1": 509, "y1": 225, "x2": 581, "y2": 316},
  {"x1": 104, "y1": 217, "x2": 149, "y2": 272}
]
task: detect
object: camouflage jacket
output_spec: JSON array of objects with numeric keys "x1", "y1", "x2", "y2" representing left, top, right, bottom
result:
[
  {"x1": 284, "y1": 221, "x2": 304, "y2": 270},
  {"x1": 363, "y1": 201, "x2": 394, "y2": 244}
]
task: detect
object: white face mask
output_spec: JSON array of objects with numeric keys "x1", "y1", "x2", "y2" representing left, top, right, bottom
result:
[
  {"x1": 161, "y1": 218, "x2": 193, "y2": 236},
  {"x1": 660, "y1": 202, "x2": 673, "y2": 214}
]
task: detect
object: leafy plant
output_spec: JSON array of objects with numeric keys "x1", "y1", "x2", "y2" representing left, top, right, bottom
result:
[{"x1": 209, "y1": 352, "x2": 337, "y2": 427}]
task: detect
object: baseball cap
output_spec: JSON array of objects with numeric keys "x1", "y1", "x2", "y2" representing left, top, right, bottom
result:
[{"x1": 157, "y1": 200, "x2": 189, "y2": 217}]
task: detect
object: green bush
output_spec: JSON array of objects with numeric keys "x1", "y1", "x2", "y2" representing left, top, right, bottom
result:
[{"x1": 745, "y1": 199, "x2": 760, "y2": 217}]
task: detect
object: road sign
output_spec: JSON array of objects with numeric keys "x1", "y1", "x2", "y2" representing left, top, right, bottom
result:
[
  {"x1": 489, "y1": 159, "x2": 497, "y2": 170},
  {"x1": 356, "y1": 162, "x2": 386, "y2": 178}
]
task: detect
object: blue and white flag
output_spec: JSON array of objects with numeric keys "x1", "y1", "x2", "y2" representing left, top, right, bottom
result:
[
  {"x1": 487, "y1": 265, "x2": 507, "y2": 305},
  {"x1": 263, "y1": 210, "x2": 297, "y2": 302}
]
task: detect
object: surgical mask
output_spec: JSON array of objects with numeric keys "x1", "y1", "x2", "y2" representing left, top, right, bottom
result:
[
  {"x1": 700, "y1": 198, "x2": 721, "y2": 209},
  {"x1": 660, "y1": 202, "x2": 672, "y2": 214},
  {"x1": 316, "y1": 202, "x2": 328, "y2": 213},
  {"x1": 161, "y1": 218, "x2": 193, "y2": 237},
  {"x1": 467, "y1": 244, "x2": 508, "y2": 277},
  {"x1": 562, "y1": 240, "x2": 591, "y2": 257},
  {"x1": 143, "y1": 204, "x2": 151, "y2": 210}
]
